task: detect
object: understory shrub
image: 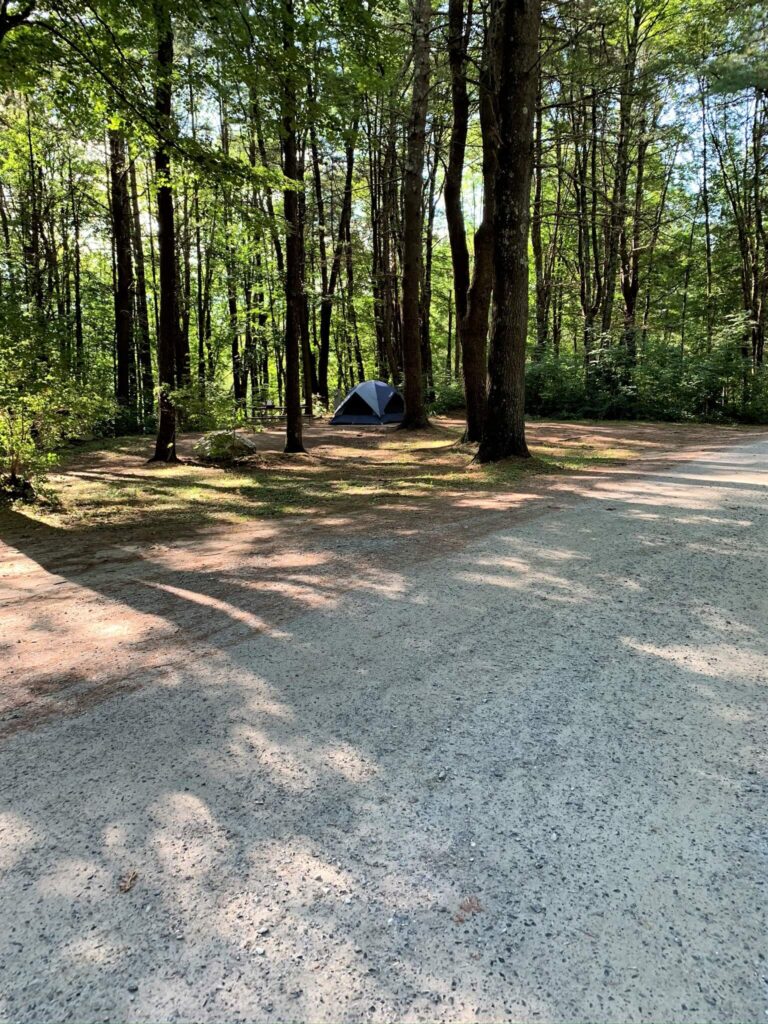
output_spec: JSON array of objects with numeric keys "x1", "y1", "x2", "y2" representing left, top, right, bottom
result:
[
  {"x1": 429, "y1": 371, "x2": 466, "y2": 414},
  {"x1": 0, "y1": 318, "x2": 113, "y2": 498},
  {"x1": 525, "y1": 315, "x2": 767, "y2": 423}
]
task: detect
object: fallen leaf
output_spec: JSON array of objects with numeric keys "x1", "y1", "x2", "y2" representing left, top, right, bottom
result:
[
  {"x1": 454, "y1": 894, "x2": 483, "y2": 923},
  {"x1": 118, "y1": 870, "x2": 138, "y2": 893}
]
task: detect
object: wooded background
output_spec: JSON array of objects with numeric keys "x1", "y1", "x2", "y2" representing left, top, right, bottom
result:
[{"x1": 0, "y1": 0, "x2": 765, "y2": 469}]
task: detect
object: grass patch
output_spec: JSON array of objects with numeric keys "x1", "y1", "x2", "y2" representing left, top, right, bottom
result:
[{"x1": 8, "y1": 419, "x2": 640, "y2": 536}]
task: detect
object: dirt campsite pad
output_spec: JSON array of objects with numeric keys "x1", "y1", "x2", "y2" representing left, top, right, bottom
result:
[
  {"x1": 1, "y1": 418, "x2": 767, "y2": 1022},
  {"x1": 1, "y1": 416, "x2": 759, "y2": 731}
]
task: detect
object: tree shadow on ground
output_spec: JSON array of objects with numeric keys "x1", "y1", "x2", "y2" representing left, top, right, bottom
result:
[{"x1": 0, "y1": 438, "x2": 767, "y2": 1021}]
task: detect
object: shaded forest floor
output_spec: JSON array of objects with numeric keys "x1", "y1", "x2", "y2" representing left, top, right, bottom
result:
[
  {"x1": 1, "y1": 421, "x2": 767, "y2": 1022},
  {"x1": 16, "y1": 414, "x2": 767, "y2": 535},
  {"x1": 1, "y1": 415, "x2": 765, "y2": 736}
]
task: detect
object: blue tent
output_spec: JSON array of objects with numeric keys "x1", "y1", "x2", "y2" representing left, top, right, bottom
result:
[{"x1": 331, "y1": 380, "x2": 405, "y2": 425}]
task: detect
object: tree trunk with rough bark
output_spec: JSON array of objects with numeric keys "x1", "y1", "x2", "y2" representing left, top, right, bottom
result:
[
  {"x1": 128, "y1": 156, "x2": 154, "y2": 423},
  {"x1": 316, "y1": 127, "x2": 356, "y2": 406},
  {"x1": 150, "y1": 0, "x2": 179, "y2": 462},
  {"x1": 400, "y1": 0, "x2": 431, "y2": 430},
  {"x1": 477, "y1": 0, "x2": 540, "y2": 463},
  {"x1": 462, "y1": 41, "x2": 496, "y2": 440},
  {"x1": 281, "y1": 0, "x2": 305, "y2": 453},
  {"x1": 109, "y1": 129, "x2": 134, "y2": 418}
]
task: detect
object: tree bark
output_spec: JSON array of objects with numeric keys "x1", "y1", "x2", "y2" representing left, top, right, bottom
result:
[
  {"x1": 444, "y1": 0, "x2": 474, "y2": 416},
  {"x1": 68, "y1": 161, "x2": 84, "y2": 379},
  {"x1": 461, "y1": 42, "x2": 496, "y2": 440},
  {"x1": 601, "y1": 1, "x2": 642, "y2": 337},
  {"x1": 220, "y1": 102, "x2": 245, "y2": 407},
  {"x1": 620, "y1": 112, "x2": 648, "y2": 361},
  {"x1": 477, "y1": 0, "x2": 540, "y2": 463},
  {"x1": 532, "y1": 71, "x2": 546, "y2": 357},
  {"x1": 315, "y1": 125, "x2": 356, "y2": 405},
  {"x1": 400, "y1": 0, "x2": 431, "y2": 430},
  {"x1": 129, "y1": 155, "x2": 154, "y2": 423},
  {"x1": 420, "y1": 121, "x2": 441, "y2": 401},
  {"x1": 150, "y1": 0, "x2": 179, "y2": 462},
  {"x1": 281, "y1": 0, "x2": 305, "y2": 453},
  {"x1": 297, "y1": 149, "x2": 315, "y2": 414},
  {"x1": 178, "y1": 175, "x2": 192, "y2": 388},
  {"x1": 108, "y1": 129, "x2": 135, "y2": 419},
  {"x1": 699, "y1": 80, "x2": 714, "y2": 351}
]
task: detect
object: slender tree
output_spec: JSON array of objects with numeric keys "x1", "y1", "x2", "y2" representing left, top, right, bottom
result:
[
  {"x1": 400, "y1": 0, "x2": 431, "y2": 429},
  {"x1": 108, "y1": 128, "x2": 134, "y2": 418}
]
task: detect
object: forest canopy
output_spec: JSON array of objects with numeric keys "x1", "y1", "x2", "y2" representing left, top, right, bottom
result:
[{"x1": 0, "y1": 0, "x2": 765, "y2": 481}]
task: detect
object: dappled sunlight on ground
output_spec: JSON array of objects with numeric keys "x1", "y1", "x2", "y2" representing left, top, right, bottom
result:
[
  {"x1": 1, "y1": 422, "x2": 767, "y2": 1020},
  {"x1": 1, "y1": 420, "x2": 767, "y2": 735},
  {"x1": 16, "y1": 414, "x2": 762, "y2": 535}
]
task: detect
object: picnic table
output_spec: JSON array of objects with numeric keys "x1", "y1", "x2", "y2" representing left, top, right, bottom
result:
[{"x1": 254, "y1": 402, "x2": 287, "y2": 419}]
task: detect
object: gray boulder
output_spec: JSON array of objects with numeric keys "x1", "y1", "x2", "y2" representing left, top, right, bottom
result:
[{"x1": 192, "y1": 430, "x2": 261, "y2": 462}]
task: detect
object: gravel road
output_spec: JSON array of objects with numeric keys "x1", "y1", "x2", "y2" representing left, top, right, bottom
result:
[{"x1": 1, "y1": 437, "x2": 767, "y2": 1023}]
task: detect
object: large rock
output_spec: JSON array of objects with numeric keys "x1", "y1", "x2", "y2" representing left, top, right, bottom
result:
[{"x1": 192, "y1": 430, "x2": 261, "y2": 462}]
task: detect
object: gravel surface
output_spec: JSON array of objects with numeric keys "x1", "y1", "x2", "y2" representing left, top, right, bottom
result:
[{"x1": 1, "y1": 437, "x2": 767, "y2": 1023}]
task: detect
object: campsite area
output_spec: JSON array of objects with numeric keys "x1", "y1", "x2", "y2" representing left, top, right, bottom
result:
[
  {"x1": 2, "y1": 415, "x2": 759, "y2": 731},
  {"x1": 1, "y1": 0, "x2": 766, "y2": 1018},
  {"x1": 1, "y1": 418, "x2": 767, "y2": 1022}
]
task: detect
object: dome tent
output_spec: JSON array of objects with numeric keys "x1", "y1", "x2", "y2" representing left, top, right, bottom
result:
[{"x1": 330, "y1": 380, "x2": 405, "y2": 425}]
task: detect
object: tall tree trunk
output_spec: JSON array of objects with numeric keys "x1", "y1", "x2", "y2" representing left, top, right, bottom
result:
[
  {"x1": 194, "y1": 187, "x2": 205, "y2": 390},
  {"x1": 679, "y1": 191, "x2": 700, "y2": 359},
  {"x1": 68, "y1": 160, "x2": 84, "y2": 379},
  {"x1": 315, "y1": 125, "x2": 356, "y2": 405},
  {"x1": 178, "y1": 176, "x2": 192, "y2": 388},
  {"x1": 380, "y1": 110, "x2": 401, "y2": 380},
  {"x1": 146, "y1": 164, "x2": 160, "y2": 341},
  {"x1": 150, "y1": 0, "x2": 179, "y2": 462},
  {"x1": 281, "y1": 0, "x2": 305, "y2": 453},
  {"x1": 189, "y1": 75, "x2": 206, "y2": 394},
  {"x1": 0, "y1": 181, "x2": 14, "y2": 296},
  {"x1": 309, "y1": 108, "x2": 331, "y2": 403},
  {"x1": 446, "y1": 289, "x2": 453, "y2": 374},
  {"x1": 343, "y1": 206, "x2": 365, "y2": 382},
  {"x1": 620, "y1": 113, "x2": 648, "y2": 362},
  {"x1": 600, "y1": 1, "x2": 642, "y2": 336},
  {"x1": 640, "y1": 143, "x2": 676, "y2": 350},
  {"x1": 461, "y1": 40, "x2": 496, "y2": 440},
  {"x1": 420, "y1": 123, "x2": 441, "y2": 401},
  {"x1": 444, "y1": 0, "x2": 475, "y2": 422},
  {"x1": 220, "y1": 102, "x2": 245, "y2": 407},
  {"x1": 477, "y1": 0, "x2": 540, "y2": 463},
  {"x1": 129, "y1": 155, "x2": 154, "y2": 423},
  {"x1": 532, "y1": 72, "x2": 546, "y2": 357},
  {"x1": 700, "y1": 80, "x2": 714, "y2": 352},
  {"x1": 109, "y1": 129, "x2": 135, "y2": 419},
  {"x1": 25, "y1": 105, "x2": 43, "y2": 309},
  {"x1": 297, "y1": 148, "x2": 315, "y2": 413},
  {"x1": 400, "y1": 0, "x2": 431, "y2": 429},
  {"x1": 364, "y1": 98, "x2": 393, "y2": 381}
]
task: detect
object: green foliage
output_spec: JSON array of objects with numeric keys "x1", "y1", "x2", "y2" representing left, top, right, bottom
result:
[
  {"x1": 170, "y1": 382, "x2": 240, "y2": 432},
  {"x1": 0, "y1": 0, "x2": 765, "y2": 457},
  {"x1": 429, "y1": 371, "x2": 466, "y2": 414},
  {"x1": 0, "y1": 312, "x2": 114, "y2": 493},
  {"x1": 526, "y1": 314, "x2": 768, "y2": 424}
]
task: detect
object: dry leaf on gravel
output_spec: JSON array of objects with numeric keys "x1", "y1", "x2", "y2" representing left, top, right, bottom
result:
[
  {"x1": 453, "y1": 895, "x2": 483, "y2": 924},
  {"x1": 118, "y1": 870, "x2": 138, "y2": 893}
]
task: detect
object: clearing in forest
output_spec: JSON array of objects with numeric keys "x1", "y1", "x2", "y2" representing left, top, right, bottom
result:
[
  {"x1": 0, "y1": 423, "x2": 766, "y2": 1023},
  {"x1": 1, "y1": 416, "x2": 762, "y2": 735}
]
